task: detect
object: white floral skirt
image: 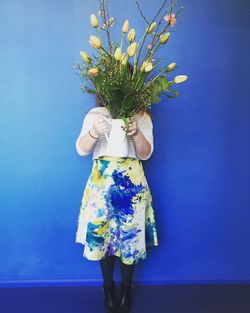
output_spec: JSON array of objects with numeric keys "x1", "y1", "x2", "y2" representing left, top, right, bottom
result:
[{"x1": 75, "y1": 156, "x2": 158, "y2": 265}]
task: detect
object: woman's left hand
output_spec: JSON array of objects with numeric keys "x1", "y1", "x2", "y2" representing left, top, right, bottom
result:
[{"x1": 123, "y1": 119, "x2": 139, "y2": 137}]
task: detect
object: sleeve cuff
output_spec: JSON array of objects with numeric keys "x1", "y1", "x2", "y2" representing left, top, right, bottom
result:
[{"x1": 75, "y1": 134, "x2": 91, "y2": 156}]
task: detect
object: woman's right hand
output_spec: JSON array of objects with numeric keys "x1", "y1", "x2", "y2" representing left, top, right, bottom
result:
[{"x1": 91, "y1": 116, "x2": 109, "y2": 137}]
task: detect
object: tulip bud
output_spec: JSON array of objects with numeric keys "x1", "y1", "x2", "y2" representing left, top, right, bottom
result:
[
  {"x1": 121, "y1": 53, "x2": 128, "y2": 65},
  {"x1": 167, "y1": 62, "x2": 176, "y2": 70},
  {"x1": 88, "y1": 67, "x2": 99, "y2": 76},
  {"x1": 127, "y1": 28, "x2": 136, "y2": 42},
  {"x1": 160, "y1": 32, "x2": 170, "y2": 44},
  {"x1": 89, "y1": 35, "x2": 102, "y2": 49},
  {"x1": 122, "y1": 19, "x2": 129, "y2": 33},
  {"x1": 114, "y1": 47, "x2": 123, "y2": 61},
  {"x1": 80, "y1": 51, "x2": 91, "y2": 63},
  {"x1": 90, "y1": 14, "x2": 99, "y2": 27},
  {"x1": 144, "y1": 62, "x2": 153, "y2": 72},
  {"x1": 146, "y1": 22, "x2": 156, "y2": 34},
  {"x1": 174, "y1": 75, "x2": 188, "y2": 83},
  {"x1": 126, "y1": 42, "x2": 137, "y2": 57},
  {"x1": 140, "y1": 61, "x2": 147, "y2": 72},
  {"x1": 109, "y1": 17, "x2": 115, "y2": 26}
]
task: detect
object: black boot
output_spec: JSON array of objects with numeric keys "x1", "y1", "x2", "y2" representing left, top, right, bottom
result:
[
  {"x1": 118, "y1": 282, "x2": 133, "y2": 313},
  {"x1": 102, "y1": 280, "x2": 118, "y2": 313}
]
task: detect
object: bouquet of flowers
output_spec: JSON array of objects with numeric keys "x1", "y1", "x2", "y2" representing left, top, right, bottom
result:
[{"x1": 73, "y1": 0, "x2": 188, "y2": 126}]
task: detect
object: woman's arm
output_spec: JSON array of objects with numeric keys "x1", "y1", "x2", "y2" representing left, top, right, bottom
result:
[
  {"x1": 132, "y1": 130, "x2": 152, "y2": 160},
  {"x1": 77, "y1": 128, "x2": 99, "y2": 155},
  {"x1": 126, "y1": 113, "x2": 154, "y2": 160},
  {"x1": 76, "y1": 115, "x2": 109, "y2": 156}
]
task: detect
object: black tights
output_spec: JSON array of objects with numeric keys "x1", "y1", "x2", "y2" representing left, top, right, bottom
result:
[{"x1": 100, "y1": 255, "x2": 135, "y2": 287}]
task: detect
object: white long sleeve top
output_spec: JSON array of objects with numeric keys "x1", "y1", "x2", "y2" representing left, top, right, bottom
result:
[{"x1": 75, "y1": 106, "x2": 154, "y2": 160}]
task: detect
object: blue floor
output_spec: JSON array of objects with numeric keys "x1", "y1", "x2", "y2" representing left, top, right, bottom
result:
[{"x1": 1, "y1": 284, "x2": 250, "y2": 313}]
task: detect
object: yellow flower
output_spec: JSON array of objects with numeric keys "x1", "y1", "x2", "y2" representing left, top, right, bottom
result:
[
  {"x1": 80, "y1": 51, "x2": 91, "y2": 63},
  {"x1": 89, "y1": 35, "x2": 102, "y2": 49},
  {"x1": 90, "y1": 14, "x2": 99, "y2": 27},
  {"x1": 140, "y1": 61, "x2": 153, "y2": 72},
  {"x1": 146, "y1": 22, "x2": 156, "y2": 34},
  {"x1": 174, "y1": 75, "x2": 188, "y2": 83},
  {"x1": 122, "y1": 19, "x2": 129, "y2": 33},
  {"x1": 127, "y1": 28, "x2": 136, "y2": 42},
  {"x1": 144, "y1": 62, "x2": 153, "y2": 72},
  {"x1": 160, "y1": 32, "x2": 170, "y2": 44},
  {"x1": 167, "y1": 62, "x2": 176, "y2": 70},
  {"x1": 114, "y1": 47, "x2": 123, "y2": 61},
  {"x1": 121, "y1": 53, "x2": 128, "y2": 65},
  {"x1": 126, "y1": 42, "x2": 137, "y2": 57},
  {"x1": 140, "y1": 61, "x2": 147, "y2": 72},
  {"x1": 88, "y1": 67, "x2": 99, "y2": 76}
]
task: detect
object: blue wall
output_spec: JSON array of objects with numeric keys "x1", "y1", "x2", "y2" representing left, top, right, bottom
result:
[{"x1": 0, "y1": 0, "x2": 250, "y2": 286}]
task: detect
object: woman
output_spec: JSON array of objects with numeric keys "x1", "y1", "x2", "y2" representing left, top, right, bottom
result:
[{"x1": 75, "y1": 82, "x2": 158, "y2": 313}]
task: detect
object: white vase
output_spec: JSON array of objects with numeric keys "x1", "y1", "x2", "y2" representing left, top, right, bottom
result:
[{"x1": 104, "y1": 118, "x2": 128, "y2": 157}]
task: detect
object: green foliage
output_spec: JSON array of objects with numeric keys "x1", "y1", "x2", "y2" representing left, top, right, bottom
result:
[
  {"x1": 74, "y1": 50, "x2": 183, "y2": 118},
  {"x1": 74, "y1": 1, "x2": 188, "y2": 118}
]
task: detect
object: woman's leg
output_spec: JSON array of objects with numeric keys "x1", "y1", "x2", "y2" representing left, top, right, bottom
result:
[
  {"x1": 99, "y1": 255, "x2": 117, "y2": 287},
  {"x1": 119, "y1": 261, "x2": 135, "y2": 312},
  {"x1": 100, "y1": 256, "x2": 118, "y2": 313},
  {"x1": 120, "y1": 261, "x2": 135, "y2": 285}
]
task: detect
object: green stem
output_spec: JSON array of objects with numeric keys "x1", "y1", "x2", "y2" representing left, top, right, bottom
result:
[
  {"x1": 120, "y1": 33, "x2": 124, "y2": 51},
  {"x1": 101, "y1": 46, "x2": 112, "y2": 59},
  {"x1": 133, "y1": 31, "x2": 147, "y2": 74},
  {"x1": 132, "y1": 54, "x2": 137, "y2": 79},
  {"x1": 95, "y1": 27, "x2": 103, "y2": 57},
  {"x1": 119, "y1": 33, "x2": 125, "y2": 74},
  {"x1": 146, "y1": 68, "x2": 165, "y2": 87},
  {"x1": 147, "y1": 42, "x2": 161, "y2": 62}
]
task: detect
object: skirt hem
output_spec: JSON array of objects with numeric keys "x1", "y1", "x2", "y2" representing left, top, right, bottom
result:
[{"x1": 82, "y1": 250, "x2": 148, "y2": 265}]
